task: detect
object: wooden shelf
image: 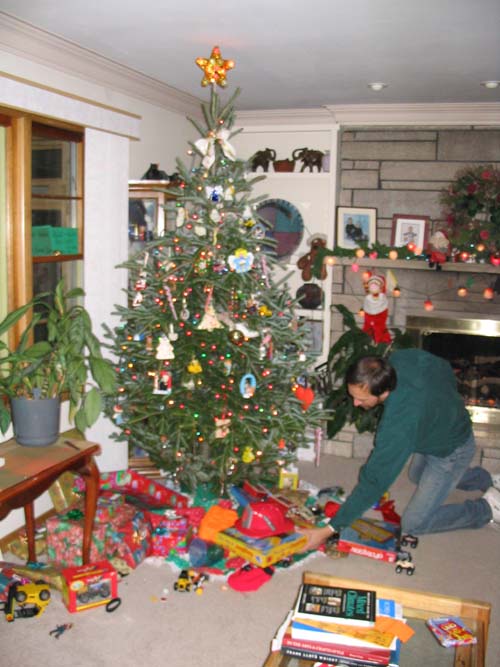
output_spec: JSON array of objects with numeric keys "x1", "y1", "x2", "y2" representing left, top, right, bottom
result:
[{"x1": 252, "y1": 171, "x2": 330, "y2": 179}]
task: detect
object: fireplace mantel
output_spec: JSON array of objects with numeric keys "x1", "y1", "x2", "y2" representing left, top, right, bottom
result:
[{"x1": 334, "y1": 257, "x2": 500, "y2": 274}]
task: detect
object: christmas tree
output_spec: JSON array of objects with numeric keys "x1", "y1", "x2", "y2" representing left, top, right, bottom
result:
[{"x1": 105, "y1": 47, "x2": 326, "y2": 493}]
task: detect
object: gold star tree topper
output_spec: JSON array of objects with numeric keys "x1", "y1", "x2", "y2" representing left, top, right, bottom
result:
[{"x1": 196, "y1": 45, "x2": 235, "y2": 88}]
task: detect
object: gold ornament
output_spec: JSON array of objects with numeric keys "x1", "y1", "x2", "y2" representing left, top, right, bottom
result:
[
  {"x1": 187, "y1": 358, "x2": 202, "y2": 374},
  {"x1": 242, "y1": 446, "x2": 256, "y2": 463},
  {"x1": 258, "y1": 304, "x2": 272, "y2": 317},
  {"x1": 195, "y1": 45, "x2": 235, "y2": 88},
  {"x1": 228, "y1": 329, "x2": 244, "y2": 345}
]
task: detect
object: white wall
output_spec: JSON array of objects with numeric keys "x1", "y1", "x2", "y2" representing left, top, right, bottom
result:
[
  {"x1": 0, "y1": 48, "x2": 195, "y2": 539},
  {"x1": 0, "y1": 47, "x2": 195, "y2": 176}
]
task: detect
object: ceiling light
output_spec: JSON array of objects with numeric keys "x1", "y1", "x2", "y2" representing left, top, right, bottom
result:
[
  {"x1": 480, "y1": 81, "x2": 500, "y2": 89},
  {"x1": 368, "y1": 82, "x2": 388, "y2": 92}
]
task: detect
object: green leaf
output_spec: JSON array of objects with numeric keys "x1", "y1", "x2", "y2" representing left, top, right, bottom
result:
[
  {"x1": 82, "y1": 387, "x2": 102, "y2": 428},
  {"x1": 0, "y1": 302, "x2": 34, "y2": 337},
  {"x1": 0, "y1": 404, "x2": 11, "y2": 434},
  {"x1": 89, "y1": 357, "x2": 116, "y2": 393}
]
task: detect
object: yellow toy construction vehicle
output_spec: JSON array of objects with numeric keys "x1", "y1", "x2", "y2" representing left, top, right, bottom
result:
[{"x1": 3, "y1": 581, "x2": 51, "y2": 621}]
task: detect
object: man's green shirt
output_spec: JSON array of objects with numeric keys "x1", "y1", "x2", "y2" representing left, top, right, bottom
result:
[{"x1": 330, "y1": 349, "x2": 472, "y2": 531}]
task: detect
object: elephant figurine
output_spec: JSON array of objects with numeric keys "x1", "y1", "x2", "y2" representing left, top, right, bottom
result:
[
  {"x1": 250, "y1": 148, "x2": 276, "y2": 172},
  {"x1": 292, "y1": 147, "x2": 325, "y2": 173}
]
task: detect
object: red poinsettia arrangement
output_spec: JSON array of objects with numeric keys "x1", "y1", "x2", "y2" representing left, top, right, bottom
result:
[{"x1": 440, "y1": 164, "x2": 500, "y2": 262}]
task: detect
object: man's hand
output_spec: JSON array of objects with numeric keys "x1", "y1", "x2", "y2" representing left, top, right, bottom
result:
[{"x1": 298, "y1": 525, "x2": 337, "y2": 552}]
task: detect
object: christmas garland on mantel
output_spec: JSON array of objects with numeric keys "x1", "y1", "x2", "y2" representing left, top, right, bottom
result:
[
  {"x1": 311, "y1": 164, "x2": 500, "y2": 278},
  {"x1": 440, "y1": 164, "x2": 500, "y2": 255}
]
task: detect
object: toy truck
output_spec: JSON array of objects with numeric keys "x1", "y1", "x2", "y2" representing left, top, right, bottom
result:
[{"x1": 3, "y1": 582, "x2": 51, "y2": 622}]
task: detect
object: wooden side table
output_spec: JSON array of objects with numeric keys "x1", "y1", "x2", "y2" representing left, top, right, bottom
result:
[{"x1": 0, "y1": 436, "x2": 100, "y2": 563}]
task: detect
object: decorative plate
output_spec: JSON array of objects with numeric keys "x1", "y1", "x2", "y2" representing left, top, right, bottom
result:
[{"x1": 256, "y1": 198, "x2": 304, "y2": 260}]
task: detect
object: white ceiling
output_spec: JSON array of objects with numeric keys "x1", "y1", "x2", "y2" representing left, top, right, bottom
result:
[{"x1": 1, "y1": 0, "x2": 499, "y2": 111}]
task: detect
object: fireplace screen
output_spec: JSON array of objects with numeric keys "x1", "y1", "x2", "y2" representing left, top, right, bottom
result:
[{"x1": 406, "y1": 316, "x2": 500, "y2": 424}]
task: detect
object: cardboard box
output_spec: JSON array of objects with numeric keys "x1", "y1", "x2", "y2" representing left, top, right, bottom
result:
[
  {"x1": 214, "y1": 527, "x2": 307, "y2": 568},
  {"x1": 336, "y1": 519, "x2": 400, "y2": 563},
  {"x1": 62, "y1": 560, "x2": 118, "y2": 613}
]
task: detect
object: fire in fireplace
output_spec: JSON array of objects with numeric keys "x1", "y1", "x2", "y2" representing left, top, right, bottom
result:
[{"x1": 406, "y1": 315, "x2": 500, "y2": 426}]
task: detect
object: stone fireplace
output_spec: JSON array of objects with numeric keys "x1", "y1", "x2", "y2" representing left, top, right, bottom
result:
[
  {"x1": 324, "y1": 259, "x2": 500, "y2": 473},
  {"x1": 406, "y1": 315, "x2": 500, "y2": 425}
]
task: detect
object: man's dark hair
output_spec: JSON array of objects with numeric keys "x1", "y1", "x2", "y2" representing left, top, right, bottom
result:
[{"x1": 345, "y1": 356, "x2": 397, "y2": 396}]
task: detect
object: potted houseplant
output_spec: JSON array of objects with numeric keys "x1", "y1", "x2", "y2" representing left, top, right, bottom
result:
[
  {"x1": 0, "y1": 279, "x2": 116, "y2": 446},
  {"x1": 318, "y1": 304, "x2": 413, "y2": 438}
]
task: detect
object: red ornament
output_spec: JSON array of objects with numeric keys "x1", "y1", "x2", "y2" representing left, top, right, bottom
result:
[
  {"x1": 490, "y1": 254, "x2": 500, "y2": 267},
  {"x1": 293, "y1": 385, "x2": 315, "y2": 411}
]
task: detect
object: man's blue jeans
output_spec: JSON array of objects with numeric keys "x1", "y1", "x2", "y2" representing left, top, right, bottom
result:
[{"x1": 401, "y1": 434, "x2": 493, "y2": 534}]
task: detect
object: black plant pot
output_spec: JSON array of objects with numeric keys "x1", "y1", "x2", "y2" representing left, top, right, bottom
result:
[{"x1": 11, "y1": 396, "x2": 61, "y2": 447}]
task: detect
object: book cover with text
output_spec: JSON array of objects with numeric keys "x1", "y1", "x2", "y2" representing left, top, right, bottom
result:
[{"x1": 295, "y1": 583, "x2": 377, "y2": 627}]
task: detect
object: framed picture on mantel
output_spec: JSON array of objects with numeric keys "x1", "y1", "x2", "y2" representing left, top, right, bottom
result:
[
  {"x1": 336, "y1": 206, "x2": 377, "y2": 249},
  {"x1": 391, "y1": 213, "x2": 430, "y2": 250}
]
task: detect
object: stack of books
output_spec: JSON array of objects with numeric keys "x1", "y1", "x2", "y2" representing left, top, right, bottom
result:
[{"x1": 272, "y1": 582, "x2": 403, "y2": 666}]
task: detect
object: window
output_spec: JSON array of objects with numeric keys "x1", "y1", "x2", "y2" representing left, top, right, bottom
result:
[
  {"x1": 0, "y1": 109, "x2": 84, "y2": 336},
  {"x1": 31, "y1": 122, "x2": 84, "y2": 304}
]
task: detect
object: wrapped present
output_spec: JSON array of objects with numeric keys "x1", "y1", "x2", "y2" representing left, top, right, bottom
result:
[
  {"x1": 7, "y1": 528, "x2": 47, "y2": 560},
  {"x1": 46, "y1": 508, "x2": 108, "y2": 567},
  {"x1": 105, "y1": 506, "x2": 152, "y2": 568},
  {"x1": 147, "y1": 510, "x2": 188, "y2": 532},
  {"x1": 99, "y1": 469, "x2": 188, "y2": 510},
  {"x1": 48, "y1": 471, "x2": 82, "y2": 512},
  {"x1": 0, "y1": 564, "x2": 27, "y2": 602},
  {"x1": 150, "y1": 529, "x2": 185, "y2": 557},
  {"x1": 73, "y1": 492, "x2": 124, "y2": 523},
  {"x1": 177, "y1": 506, "x2": 206, "y2": 528},
  {"x1": 11, "y1": 562, "x2": 65, "y2": 592}
]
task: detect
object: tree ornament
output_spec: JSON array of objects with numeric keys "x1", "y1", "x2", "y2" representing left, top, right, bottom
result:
[
  {"x1": 180, "y1": 299, "x2": 190, "y2": 321},
  {"x1": 228, "y1": 329, "x2": 244, "y2": 345},
  {"x1": 241, "y1": 446, "x2": 256, "y2": 463},
  {"x1": 258, "y1": 305, "x2": 272, "y2": 317},
  {"x1": 228, "y1": 248, "x2": 254, "y2": 273},
  {"x1": 240, "y1": 373, "x2": 257, "y2": 398},
  {"x1": 187, "y1": 358, "x2": 202, "y2": 374},
  {"x1": 205, "y1": 184, "x2": 224, "y2": 202},
  {"x1": 198, "y1": 303, "x2": 224, "y2": 331},
  {"x1": 156, "y1": 335, "x2": 175, "y2": 360},
  {"x1": 195, "y1": 45, "x2": 235, "y2": 88},
  {"x1": 293, "y1": 384, "x2": 315, "y2": 410},
  {"x1": 176, "y1": 207, "x2": 186, "y2": 227},
  {"x1": 194, "y1": 128, "x2": 236, "y2": 169},
  {"x1": 214, "y1": 416, "x2": 231, "y2": 438},
  {"x1": 154, "y1": 370, "x2": 172, "y2": 396}
]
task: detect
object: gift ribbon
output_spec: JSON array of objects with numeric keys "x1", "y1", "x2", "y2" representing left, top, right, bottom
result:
[{"x1": 63, "y1": 509, "x2": 85, "y2": 521}]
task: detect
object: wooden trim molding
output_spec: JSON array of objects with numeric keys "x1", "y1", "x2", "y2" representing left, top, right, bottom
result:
[
  {"x1": 238, "y1": 103, "x2": 500, "y2": 128},
  {"x1": 325, "y1": 103, "x2": 500, "y2": 126}
]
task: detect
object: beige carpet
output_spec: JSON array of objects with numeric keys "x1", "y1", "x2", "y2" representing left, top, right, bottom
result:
[{"x1": 2, "y1": 454, "x2": 498, "y2": 667}]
